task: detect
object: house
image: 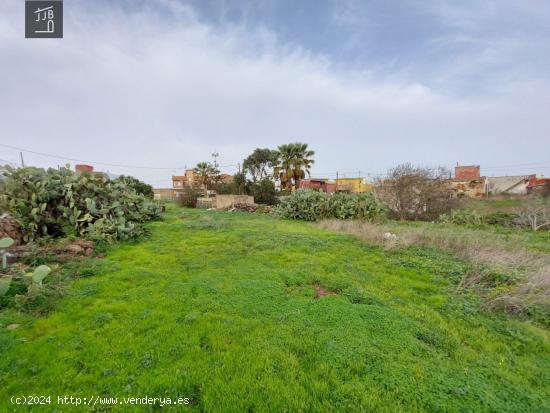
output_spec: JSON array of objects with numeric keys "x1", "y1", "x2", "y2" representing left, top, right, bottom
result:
[
  {"x1": 299, "y1": 178, "x2": 335, "y2": 193},
  {"x1": 218, "y1": 174, "x2": 234, "y2": 184},
  {"x1": 486, "y1": 175, "x2": 532, "y2": 195},
  {"x1": 527, "y1": 175, "x2": 550, "y2": 195},
  {"x1": 448, "y1": 165, "x2": 487, "y2": 198},
  {"x1": 449, "y1": 164, "x2": 540, "y2": 198},
  {"x1": 335, "y1": 177, "x2": 372, "y2": 193},
  {"x1": 172, "y1": 169, "x2": 197, "y2": 189}
]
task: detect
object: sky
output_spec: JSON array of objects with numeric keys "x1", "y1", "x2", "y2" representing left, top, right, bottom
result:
[{"x1": 1, "y1": 0, "x2": 549, "y2": 186}]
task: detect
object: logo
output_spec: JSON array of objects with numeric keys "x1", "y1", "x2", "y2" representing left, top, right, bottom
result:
[{"x1": 25, "y1": 0, "x2": 63, "y2": 38}]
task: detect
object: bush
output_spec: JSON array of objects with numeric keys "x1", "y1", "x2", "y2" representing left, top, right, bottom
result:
[
  {"x1": 485, "y1": 211, "x2": 517, "y2": 227},
  {"x1": 178, "y1": 184, "x2": 202, "y2": 208},
  {"x1": 0, "y1": 166, "x2": 162, "y2": 243},
  {"x1": 114, "y1": 175, "x2": 154, "y2": 198},
  {"x1": 275, "y1": 189, "x2": 385, "y2": 222},
  {"x1": 439, "y1": 209, "x2": 484, "y2": 226},
  {"x1": 251, "y1": 179, "x2": 277, "y2": 205},
  {"x1": 375, "y1": 164, "x2": 456, "y2": 221}
]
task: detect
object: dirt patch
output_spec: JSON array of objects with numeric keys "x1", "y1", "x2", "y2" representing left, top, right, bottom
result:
[
  {"x1": 313, "y1": 284, "x2": 338, "y2": 299},
  {"x1": 0, "y1": 214, "x2": 23, "y2": 245},
  {"x1": 60, "y1": 240, "x2": 94, "y2": 257},
  {"x1": 7, "y1": 239, "x2": 94, "y2": 265}
]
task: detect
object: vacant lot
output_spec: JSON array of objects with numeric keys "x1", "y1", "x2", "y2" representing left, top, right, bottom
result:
[{"x1": 1, "y1": 205, "x2": 549, "y2": 412}]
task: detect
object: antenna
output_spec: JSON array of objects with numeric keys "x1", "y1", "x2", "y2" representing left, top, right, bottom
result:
[{"x1": 211, "y1": 152, "x2": 219, "y2": 169}]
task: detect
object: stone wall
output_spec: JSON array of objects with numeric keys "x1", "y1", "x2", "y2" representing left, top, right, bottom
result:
[
  {"x1": 215, "y1": 195, "x2": 255, "y2": 209},
  {"x1": 197, "y1": 195, "x2": 255, "y2": 209}
]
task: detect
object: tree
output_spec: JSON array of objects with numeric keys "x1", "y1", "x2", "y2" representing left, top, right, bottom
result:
[
  {"x1": 375, "y1": 163, "x2": 455, "y2": 221},
  {"x1": 233, "y1": 172, "x2": 247, "y2": 195},
  {"x1": 251, "y1": 178, "x2": 277, "y2": 205},
  {"x1": 274, "y1": 143, "x2": 315, "y2": 191},
  {"x1": 242, "y1": 148, "x2": 279, "y2": 183},
  {"x1": 193, "y1": 162, "x2": 217, "y2": 194}
]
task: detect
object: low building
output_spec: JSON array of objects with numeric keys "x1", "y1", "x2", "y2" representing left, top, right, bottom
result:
[
  {"x1": 335, "y1": 177, "x2": 372, "y2": 193},
  {"x1": 299, "y1": 178, "x2": 335, "y2": 193},
  {"x1": 448, "y1": 165, "x2": 487, "y2": 198},
  {"x1": 527, "y1": 175, "x2": 550, "y2": 195},
  {"x1": 486, "y1": 175, "x2": 532, "y2": 195},
  {"x1": 449, "y1": 164, "x2": 540, "y2": 198}
]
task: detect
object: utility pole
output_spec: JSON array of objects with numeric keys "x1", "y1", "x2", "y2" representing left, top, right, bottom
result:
[
  {"x1": 19, "y1": 152, "x2": 25, "y2": 167},
  {"x1": 336, "y1": 171, "x2": 339, "y2": 192}
]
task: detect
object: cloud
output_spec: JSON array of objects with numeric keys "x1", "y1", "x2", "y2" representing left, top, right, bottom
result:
[{"x1": 0, "y1": 0, "x2": 549, "y2": 186}]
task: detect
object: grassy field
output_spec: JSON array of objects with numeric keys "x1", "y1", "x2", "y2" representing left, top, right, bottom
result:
[{"x1": 1, "y1": 204, "x2": 549, "y2": 412}]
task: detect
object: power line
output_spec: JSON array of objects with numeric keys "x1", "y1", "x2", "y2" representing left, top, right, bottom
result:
[{"x1": 0, "y1": 143, "x2": 186, "y2": 170}]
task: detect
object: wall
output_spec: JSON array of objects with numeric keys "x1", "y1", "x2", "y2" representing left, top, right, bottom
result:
[
  {"x1": 448, "y1": 178, "x2": 487, "y2": 198},
  {"x1": 455, "y1": 166, "x2": 480, "y2": 180},
  {"x1": 153, "y1": 188, "x2": 175, "y2": 201},
  {"x1": 487, "y1": 176, "x2": 530, "y2": 195},
  {"x1": 214, "y1": 194, "x2": 255, "y2": 209},
  {"x1": 335, "y1": 178, "x2": 372, "y2": 193}
]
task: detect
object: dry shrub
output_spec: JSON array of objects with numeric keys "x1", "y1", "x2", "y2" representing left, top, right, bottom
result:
[{"x1": 318, "y1": 219, "x2": 550, "y2": 319}]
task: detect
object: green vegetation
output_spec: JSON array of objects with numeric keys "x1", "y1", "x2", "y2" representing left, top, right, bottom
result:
[
  {"x1": 114, "y1": 175, "x2": 154, "y2": 199},
  {"x1": 276, "y1": 189, "x2": 385, "y2": 221},
  {"x1": 319, "y1": 218, "x2": 550, "y2": 324},
  {"x1": 0, "y1": 166, "x2": 161, "y2": 242},
  {"x1": 1, "y1": 204, "x2": 548, "y2": 412},
  {"x1": 273, "y1": 143, "x2": 315, "y2": 191}
]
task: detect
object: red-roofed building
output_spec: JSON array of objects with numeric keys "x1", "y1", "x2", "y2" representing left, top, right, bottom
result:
[{"x1": 527, "y1": 175, "x2": 550, "y2": 195}]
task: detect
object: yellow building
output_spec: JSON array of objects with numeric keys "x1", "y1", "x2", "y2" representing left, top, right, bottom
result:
[{"x1": 335, "y1": 178, "x2": 373, "y2": 193}]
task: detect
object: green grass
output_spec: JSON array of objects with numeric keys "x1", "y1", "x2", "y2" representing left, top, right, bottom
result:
[{"x1": 1, "y1": 204, "x2": 549, "y2": 412}]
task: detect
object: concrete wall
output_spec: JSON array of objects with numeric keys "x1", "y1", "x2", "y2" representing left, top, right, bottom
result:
[
  {"x1": 154, "y1": 188, "x2": 175, "y2": 201},
  {"x1": 487, "y1": 176, "x2": 530, "y2": 195},
  {"x1": 196, "y1": 195, "x2": 255, "y2": 209},
  {"x1": 215, "y1": 195, "x2": 255, "y2": 209}
]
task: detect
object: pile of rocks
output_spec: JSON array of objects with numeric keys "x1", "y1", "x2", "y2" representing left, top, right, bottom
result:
[
  {"x1": 229, "y1": 203, "x2": 259, "y2": 212},
  {"x1": 59, "y1": 240, "x2": 94, "y2": 257}
]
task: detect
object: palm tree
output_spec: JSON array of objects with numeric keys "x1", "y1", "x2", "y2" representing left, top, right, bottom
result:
[
  {"x1": 274, "y1": 143, "x2": 315, "y2": 191},
  {"x1": 194, "y1": 162, "x2": 216, "y2": 195}
]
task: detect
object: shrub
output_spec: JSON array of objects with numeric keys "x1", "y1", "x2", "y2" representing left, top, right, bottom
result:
[
  {"x1": 114, "y1": 175, "x2": 154, "y2": 198},
  {"x1": 485, "y1": 211, "x2": 517, "y2": 227},
  {"x1": 251, "y1": 179, "x2": 277, "y2": 205},
  {"x1": 275, "y1": 189, "x2": 385, "y2": 221},
  {"x1": 375, "y1": 163, "x2": 457, "y2": 221},
  {"x1": 178, "y1": 184, "x2": 203, "y2": 208},
  {"x1": 0, "y1": 166, "x2": 162, "y2": 242},
  {"x1": 439, "y1": 209, "x2": 484, "y2": 226},
  {"x1": 275, "y1": 190, "x2": 327, "y2": 221},
  {"x1": 327, "y1": 192, "x2": 385, "y2": 220}
]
